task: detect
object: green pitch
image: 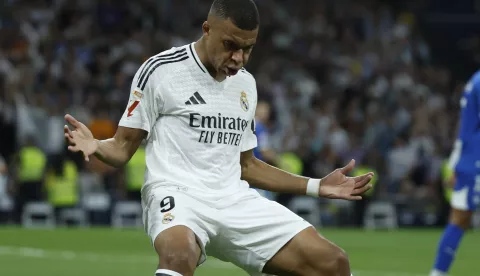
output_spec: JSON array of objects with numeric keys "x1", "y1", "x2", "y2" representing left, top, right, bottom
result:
[{"x1": 0, "y1": 227, "x2": 478, "y2": 276}]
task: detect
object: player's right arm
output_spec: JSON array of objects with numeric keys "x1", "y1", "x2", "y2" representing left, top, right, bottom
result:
[
  {"x1": 63, "y1": 118, "x2": 146, "y2": 168},
  {"x1": 64, "y1": 59, "x2": 164, "y2": 168}
]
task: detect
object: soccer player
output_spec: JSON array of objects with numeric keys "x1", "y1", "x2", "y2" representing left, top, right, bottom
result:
[
  {"x1": 252, "y1": 100, "x2": 277, "y2": 200},
  {"x1": 64, "y1": 1, "x2": 373, "y2": 275},
  {"x1": 430, "y1": 70, "x2": 480, "y2": 276}
]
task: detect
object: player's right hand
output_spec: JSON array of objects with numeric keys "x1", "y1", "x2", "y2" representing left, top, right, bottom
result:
[{"x1": 64, "y1": 114, "x2": 98, "y2": 162}]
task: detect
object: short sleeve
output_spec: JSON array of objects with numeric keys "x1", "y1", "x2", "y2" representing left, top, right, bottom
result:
[
  {"x1": 241, "y1": 118, "x2": 258, "y2": 152},
  {"x1": 118, "y1": 63, "x2": 164, "y2": 139},
  {"x1": 240, "y1": 73, "x2": 258, "y2": 152}
]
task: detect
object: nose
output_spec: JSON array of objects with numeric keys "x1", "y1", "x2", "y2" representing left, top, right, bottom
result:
[{"x1": 231, "y1": 49, "x2": 244, "y2": 65}]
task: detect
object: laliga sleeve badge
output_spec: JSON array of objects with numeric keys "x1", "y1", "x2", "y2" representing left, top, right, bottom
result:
[
  {"x1": 240, "y1": 91, "x2": 249, "y2": 111},
  {"x1": 133, "y1": 90, "x2": 144, "y2": 99},
  {"x1": 162, "y1": 213, "x2": 175, "y2": 224}
]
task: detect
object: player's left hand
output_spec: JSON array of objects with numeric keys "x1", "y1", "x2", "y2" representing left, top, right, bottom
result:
[{"x1": 319, "y1": 159, "x2": 374, "y2": 200}]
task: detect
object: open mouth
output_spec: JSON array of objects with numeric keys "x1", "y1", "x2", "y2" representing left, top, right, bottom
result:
[{"x1": 226, "y1": 67, "x2": 239, "y2": 76}]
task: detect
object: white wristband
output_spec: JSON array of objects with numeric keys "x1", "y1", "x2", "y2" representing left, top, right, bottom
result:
[{"x1": 306, "y1": 178, "x2": 321, "y2": 197}]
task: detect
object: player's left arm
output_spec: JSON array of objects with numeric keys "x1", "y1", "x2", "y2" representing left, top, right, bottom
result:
[
  {"x1": 240, "y1": 149, "x2": 308, "y2": 194},
  {"x1": 240, "y1": 80, "x2": 372, "y2": 200},
  {"x1": 240, "y1": 151, "x2": 373, "y2": 200}
]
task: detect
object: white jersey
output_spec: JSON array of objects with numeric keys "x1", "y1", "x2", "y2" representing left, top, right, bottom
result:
[{"x1": 119, "y1": 42, "x2": 258, "y2": 200}]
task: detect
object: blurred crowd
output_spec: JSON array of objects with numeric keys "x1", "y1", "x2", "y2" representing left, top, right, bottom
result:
[{"x1": 0, "y1": 0, "x2": 468, "y2": 226}]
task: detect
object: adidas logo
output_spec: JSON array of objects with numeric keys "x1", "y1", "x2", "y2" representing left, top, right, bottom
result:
[{"x1": 185, "y1": 92, "x2": 206, "y2": 105}]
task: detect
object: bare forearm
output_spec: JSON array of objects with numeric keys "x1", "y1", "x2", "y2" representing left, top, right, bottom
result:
[
  {"x1": 94, "y1": 138, "x2": 134, "y2": 168},
  {"x1": 92, "y1": 127, "x2": 146, "y2": 168},
  {"x1": 241, "y1": 157, "x2": 309, "y2": 194}
]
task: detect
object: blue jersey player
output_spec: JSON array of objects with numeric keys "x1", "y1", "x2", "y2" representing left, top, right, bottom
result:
[
  {"x1": 430, "y1": 70, "x2": 480, "y2": 276},
  {"x1": 252, "y1": 101, "x2": 277, "y2": 200},
  {"x1": 253, "y1": 119, "x2": 271, "y2": 199}
]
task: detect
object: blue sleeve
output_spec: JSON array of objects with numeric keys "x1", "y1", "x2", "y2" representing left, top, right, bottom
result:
[
  {"x1": 256, "y1": 124, "x2": 270, "y2": 149},
  {"x1": 457, "y1": 72, "x2": 480, "y2": 142}
]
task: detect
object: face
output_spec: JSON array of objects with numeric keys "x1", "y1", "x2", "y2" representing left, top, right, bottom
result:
[
  {"x1": 255, "y1": 101, "x2": 271, "y2": 122},
  {"x1": 203, "y1": 17, "x2": 258, "y2": 78}
]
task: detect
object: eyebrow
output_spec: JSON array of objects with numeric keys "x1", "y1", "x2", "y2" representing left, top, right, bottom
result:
[{"x1": 225, "y1": 37, "x2": 256, "y2": 49}]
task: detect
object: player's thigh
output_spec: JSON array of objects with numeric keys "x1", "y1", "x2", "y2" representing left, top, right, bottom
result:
[
  {"x1": 209, "y1": 190, "x2": 311, "y2": 274},
  {"x1": 263, "y1": 227, "x2": 349, "y2": 276},
  {"x1": 154, "y1": 225, "x2": 201, "y2": 275},
  {"x1": 449, "y1": 208, "x2": 473, "y2": 230},
  {"x1": 144, "y1": 188, "x2": 216, "y2": 270}
]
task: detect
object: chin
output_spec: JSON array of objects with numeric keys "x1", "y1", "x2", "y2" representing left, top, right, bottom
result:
[{"x1": 217, "y1": 69, "x2": 227, "y2": 77}]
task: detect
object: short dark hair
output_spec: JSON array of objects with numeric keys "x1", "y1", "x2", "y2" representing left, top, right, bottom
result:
[{"x1": 210, "y1": 0, "x2": 260, "y2": 30}]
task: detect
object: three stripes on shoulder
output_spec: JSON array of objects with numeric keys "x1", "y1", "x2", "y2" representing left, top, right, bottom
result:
[{"x1": 136, "y1": 48, "x2": 189, "y2": 91}]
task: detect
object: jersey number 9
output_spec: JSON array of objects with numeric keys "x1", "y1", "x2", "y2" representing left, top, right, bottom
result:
[{"x1": 160, "y1": 196, "x2": 175, "y2": 213}]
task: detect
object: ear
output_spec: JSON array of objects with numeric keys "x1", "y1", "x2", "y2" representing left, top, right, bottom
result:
[{"x1": 202, "y1": 21, "x2": 210, "y2": 36}]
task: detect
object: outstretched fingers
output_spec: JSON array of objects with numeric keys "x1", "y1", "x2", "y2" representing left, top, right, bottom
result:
[
  {"x1": 346, "y1": 195, "x2": 363, "y2": 200},
  {"x1": 352, "y1": 184, "x2": 372, "y2": 196},
  {"x1": 67, "y1": 145, "x2": 80, "y2": 153},
  {"x1": 353, "y1": 173, "x2": 374, "y2": 188},
  {"x1": 65, "y1": 114, "x2": 80, "y2": 128},
  {"x1": 64, "y1": 125, "x2": 75, "y2": 143},
  {"x1": 343, "y1": 178, "x2": 365, "y2": 200}
]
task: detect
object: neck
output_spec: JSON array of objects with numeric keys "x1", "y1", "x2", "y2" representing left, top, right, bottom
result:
[{"x1": 194, "y1": 37, "x2": 225, "y2": 82}]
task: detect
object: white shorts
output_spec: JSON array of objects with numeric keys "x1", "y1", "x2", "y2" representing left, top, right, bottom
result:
[{"x1": 142, "y1": 185, "x2": 311, "y2": 274}]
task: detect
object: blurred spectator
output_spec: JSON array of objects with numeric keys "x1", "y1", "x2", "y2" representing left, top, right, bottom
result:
[
  {"x1": 0, "y1": 155, "x2": 13, "y2": 223},
  {"x1": 44, "y1": 98, "x2": 68, "y2": 175},
  {"x1": 386, "y1": 136, "x2": 416, "y2": 194},
  {"x1": 44, "y1": 154, "x2": 79, "y2": 220},
  {"x1": 254, "y1": 100, "x2": 277, "y2": 165},
  {"x1": 121, "y1": 142, "x2": 146, "y2": 201},
  {"x1": 252, "y1": 100, "x2": 277, "y2": 200},
  {"x1": 14, "y1": 137, "x2": 46, "y2": 223},
  {"x1": 0, "y1": 0, "x2": 470, "y2": 226},
  {"x1": 89, "y1": 106, "x2": 116, "y2": 140},
  {"x1": 351, "y1": 151, "x2": 380, "y2": 226},
  {"x1": 87, "y1": 105, "x2": 117, "y2": 176},
  {"x1": 0, "y1": 84, "x2": 18, "y2": 165}
]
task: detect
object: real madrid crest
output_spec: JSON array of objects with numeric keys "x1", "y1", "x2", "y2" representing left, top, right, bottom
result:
[
  {"x1": 240, "y1": 91, "x2": 249, "y2": 112},
  {"x1": 162, "y1": 213, "x2": 175, "y2": 224}
]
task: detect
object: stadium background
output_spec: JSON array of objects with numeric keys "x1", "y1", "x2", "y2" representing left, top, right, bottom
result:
[{"x1": 0, "y1": 0, "x2": 479, "y2": 275}]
